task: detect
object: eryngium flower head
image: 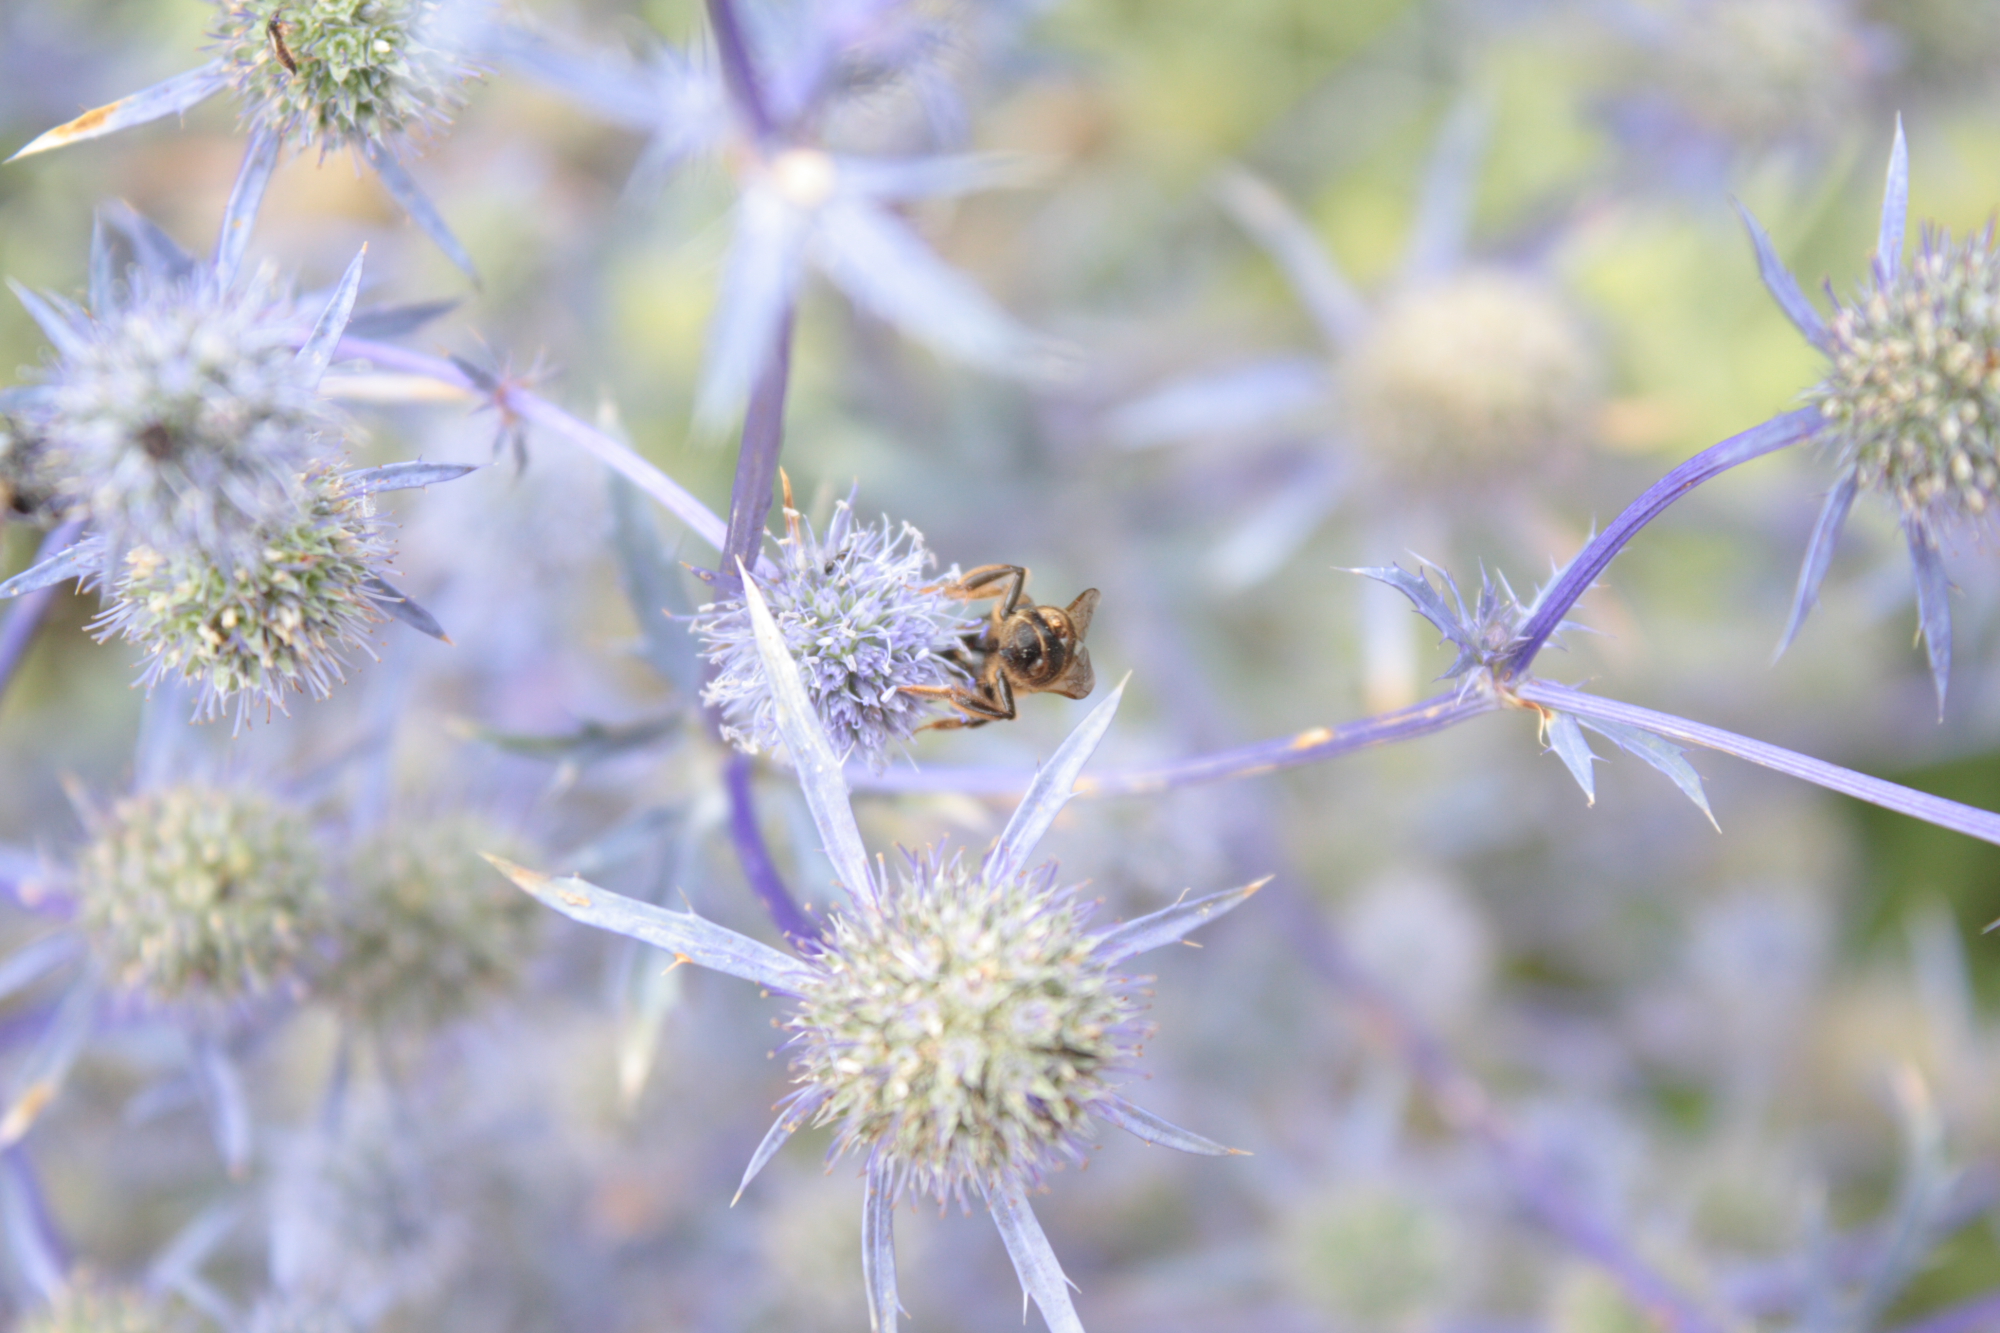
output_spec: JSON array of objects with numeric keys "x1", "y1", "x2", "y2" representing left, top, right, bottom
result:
[
  {"x1": 88, "y1": 467, "x2": 396, "y2": 727},
  {"x1": 1342, "y1": 269, "x2": 1598, "y2": 483},
  {"x1": 75, "y1": 784, "x2": 327, "y2": 1006},
  {"x1": 18, "y1": 1279, "x2": 195, "y2": 1333},
  {"x1": 1810, "y1": 225, "x2": 2000, "y2": 522},
  {"x1": 789, "y1": 847, "x2": 1146, "y2": 1201},
  {"x1": 318, "y1": 815, "x2": 539, "y2": 1034},
  {"x1": 42, "y1": 262, "x2": 333, "y2": 560},
  {"x1": 211, "y1": 0, "x2": 483, "y2": 155},
  {"x1": 695, "y1": 497, "x2": 971, "y2": 768}
]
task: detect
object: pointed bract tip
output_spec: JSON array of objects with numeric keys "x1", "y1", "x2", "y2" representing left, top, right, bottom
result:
[{"x1": 479, "y1": 852, "x2": 547, "y2": 893}]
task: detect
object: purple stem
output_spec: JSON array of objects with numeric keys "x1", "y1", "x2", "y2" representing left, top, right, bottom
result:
[
  {"x1": 1274, "y1": 882, "x2": 1727, "y2": 1333},
  {"x1": 1503, "y1": 408, "x2": 1822, "y2": 677},
  {"x1": 1517, "y1": 679, "x2": 2000, "y2": 845},
  {"x1": 848, "y1": 691, "x2": 1497, "y2": 798},
  {"x1": 328, "y1": 335, "x2": 729, "y2": 551},
  {"x1": 706, "y1": 0, "x2": 776, "y2": 142},
  {"x1": 0, "y1": 519, "x2": 85, "y2": 707},
  {"x1": 720, "y1": 305, "x2": 797, "y2": 591},
  {"x1": 724, "y1": 752, "x2": 817, "y2": 945}
]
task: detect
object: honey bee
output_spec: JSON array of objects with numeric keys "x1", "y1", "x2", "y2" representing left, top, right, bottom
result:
[
  {"x1": 268, "y1": 16, "x2": 299, "y2": 74},
  {"x1": 903, "y1": 565, "x2": 1100, "y2": 731}
]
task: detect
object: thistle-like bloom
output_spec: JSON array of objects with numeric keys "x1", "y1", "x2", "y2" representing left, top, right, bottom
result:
[
  {"x1": 1744, "y1": 121, "x2": 1984, "y2": 705},
  {"x1": 1109, "y1": 100, "x2": 1600, "y2": 589},
  {"x1": 316, "y1": 814, "x2": 540, "y2": 1035},
  {"x1": 84, "y1": 466, "x2": 402, "y2": 729},
  {"x1": 492, "y1": 573, "x2": 1262, "y2": 1332},
  {"x1": 499, "y1": 14, "x2": 1059, "y2": 429},
  {"x1": 6, "y1": 1, "x2": 488, "y2": 280},
  {"x1": 74, "y1": 783, "x2": 328, "y2": 1007},
  {"x1": 693, "y1": 490, "x2": 973, "y2": 769}
]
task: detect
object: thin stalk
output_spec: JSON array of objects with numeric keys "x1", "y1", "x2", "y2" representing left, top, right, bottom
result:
[
  {"x1": 720, "y1": 306, "x2": 796, "y2": 591},
  {"x1": 1504, "y1": 408, "x2": 1821, "y2": 676},
  {"x1": 724, "y1": 752, "x2": 817, "y2": 945},
  {"x1": 1517, "y1": 679, "x2": 2000, "y2": 845},
  {"x1": 706, "y1": 0, "x2": 775, "y2": 141}
]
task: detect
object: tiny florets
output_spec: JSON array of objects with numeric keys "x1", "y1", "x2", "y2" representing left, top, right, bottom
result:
[
  {"x1": 211, "y1": 0, "x2": 484, "y2": 155},
  {"x1": 317, "y1": 815, "x2": 540, "y2": 1034},
  {"x1": 694, "y1": 498, "x2": 973, "y2": 768},
  {"x1": 17, "y1": 1279, "x2": 195, "y2": 1333},
  {"x1": 44, "y1": 264, "x2": 332, "y2": 560},
  {"x1": 87, "y1": 467, "x2": 397, "y2": 728},
  {"x1": 1341, "y1": 270, "x2": 1598, "y2": 484},
  {"x1": 75, "y1": 784, "x2": 327, "y2": 1006},
  {"x1": 788, "y1": 848, "x2": 1146, "y2": 1201},
  {"x1": 1811, "y1": 226, "x2": 2000, "y2": 522}
]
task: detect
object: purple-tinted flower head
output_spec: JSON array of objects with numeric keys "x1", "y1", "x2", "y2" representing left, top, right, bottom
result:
[
  {"x1": 788, "y1": 845, "x2": 1148, "y2": 1203},
  {"x1": 74, "y1": 782, "x2": 327, "y2": 1007},
  {"x1": 694, "y1": 491, "x2": 971, "y2": 769},
  {"x1": 1342, "y1": 269, "x2": 1599, "y2": 485},
  {"x1": 1811, "y1": 227, "x2": 2000, "y2": 524},
  {"x1": 85, "y1": 466, "x2": 401, "y2": 729},
  {"x1": 210, "y1": 0, "x2": 484, "y2": 158},
  {"x1": 28, "y1": 259, "x2": 335, "y2": 564}
]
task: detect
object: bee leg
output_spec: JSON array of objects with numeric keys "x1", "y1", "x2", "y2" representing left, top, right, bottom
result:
[
  {"x1": 902, "y1": 676, "x2": 1014, "y2": 731},
  {"x1": 927, "y1": 564, "x2": 1029, "y2": 618}
]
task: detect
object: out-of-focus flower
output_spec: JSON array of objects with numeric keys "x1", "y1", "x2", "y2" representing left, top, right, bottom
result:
[
  {"x1": 1748, "y1": 123, "x2": 1992, "y2": 705},
  {"x1": 694, "y1": 488, "x2": 972, "y2": 769},
  {"x1": 500, "y1": 11, "x2": 1061, "y2": 430},
  {"x1": 74, "y1": 782, "x2": 326, "y2": 1006},
  {"x1": 84, "y1": 466, "x2": 401, "y2": 729},
  {"x1": 492, "y1": 576, "x2": 1262, "y2": 1331},
  {"x1": 14, "y1": 1276, "x2": 196, "y2": 1333},
  {"x1": 1110, "y1": 103, "x2": 1601, "y2": 591},
  {"x1": 6, "y1": 1, "x2": 489, "y2": 279},
  {"x1": 315, "y1": 813, "x2": 540, "y2": 1036}
]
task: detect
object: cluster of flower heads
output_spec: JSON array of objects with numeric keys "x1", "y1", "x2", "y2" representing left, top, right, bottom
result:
[
  {"x1": 498, "y1": 578, "x2": 1260, "y2": 1331},
  {"x1": 211, "y1": 0, "x2": 483, "y2": 157},
  {"x1": 694, "y1": 489, "x2": 973, "y2": 768},
  {"x1": 74, "y1": 783, "x2": 327, "y2": 1007}
]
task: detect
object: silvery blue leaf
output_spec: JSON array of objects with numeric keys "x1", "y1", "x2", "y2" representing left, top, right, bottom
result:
[
  {"x1": 7, "y1": 62, "x2": 229, "y2": 161},
  {"x1": 1095, "y1": 878, "x2": 1267, "y2": 964},
  {"x1": 343, "y1": 461, "x2": 480, "y2": 496},
  {"x1": 1402, "y1": 92, "x2": 1489, "y2": 283},
  {"x1": 364, "y1": 576, "x2": 450, "y2": 642},
  {"x1": 191, "y1": 1038, "x2": 251, "y2": 1178},
  {"x1": 0, "y1": 1153, "x2": 62, "y2": 1303},
  {"x1": 1209, "y1": 457, "x2": 1344, "y2": 590},
  {"x1": 1574, "y1": 715, "x2": 1717, "y2": 829},
  {"x1": 6, "y1": 281, "x2": 86, "y2": 360},
  {"x1": 0, "y1": 975, "x2": 96, "y2": 1148},
  {"x1": 1108, "y1": 357, "x2": 1330, "y2": 449},
  {"x1": 863, "y1": 1151, "x2": 904, "y2": 1333},
  {"x1": 1098, "y1": 1095, "x2": 1241, "y2": 1157},
  {"x1": 0, "y1": 541, "x2": 93, "y2": 601},
  {"x1": 0, "y1": 935, "x2": 82, "y2": 1007},
  {"x1": 609, "y1": 474, "x2": 700, "y2": 697},
  {"x1": 294, "y1": 246, "x2": 368, "y2": 389},
  {"x1": 214, "y1": 126, "x2": 282, "y2": 290},
  {"x1": 1212, "y1": 165, "x2": 1368, "y2": 350},
  {"x1": 485, "y1": 855, "x2": 819, "y2": 994},
  {"x1": 1733, "y1": 200, "x2": 1829, "y2": 352},
  {"x1": 1545, "y1": 710, "x2": 1598, "y2": 805},
  {"x1": 1876, "y1": 117, "x2": 1909, "y2": 284},
  {"x1": 1905, "y1": 516, "x2": 1953, "y2": 714},
  {"x1": 362, "y1": 140, "x2": 479, "y2": 283},
  {"x1": 984, "y1": 1181, "x2": 1084, "y2": 1333},
  {"x1": 696, "y1": 182, "x2": 810, "y2": 431},
  {"x1": 343, "y1": 299, "x2": 458, "y2": 340},
  {"x1": 1777, "y1": 472, "x2": 1858, "y2": 659},
  {"x1": 734, "y1": 1087, "x2": 828, "y2": 1204},
  {"x1": 840, "y1": 152, "x2": 1034, "y2": 201},
  {"x1": 985, "y1": 676, "x2": 1127, "y2": 885}
]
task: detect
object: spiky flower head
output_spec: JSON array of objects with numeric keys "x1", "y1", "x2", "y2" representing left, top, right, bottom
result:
[
  {"x1": 211, "y1": 0, "x2": 484, "y2": 156},
  {"x1": 317, "y1": 814, "x2": 540, "y2": 1034},
  {"x1": 1809, "y1": 225, "x2": 2000, "y2": 523},
  {"x1": 694, "y1": 494, "x2": 972, "y2": 769},
  {"x1": 17, "y1": 1278, "x2": 195, "y2": 1333},
  {"x1": 1646, "y1": 0, "x2": 1864, "y2": 142},
  {"x1": 75, "y1": 783, "x2": 326, "y2": 1006},
  {"x1": 1341, "y1": 269, "x2": 1598, "y2": 485},
  {"x1": 87, "y1": 467, "x2": 398, "y2": 728},
  {"x1": 788, "y1": 846, "x2": 1146, "y2": 1202},
  {"x1": 37, "y1": 260, "x2": 334, "y2": 562}
]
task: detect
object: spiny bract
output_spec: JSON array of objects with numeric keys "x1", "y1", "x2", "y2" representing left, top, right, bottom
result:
[
  {"x1": 75, "y1": 784, "x2": 326, "y2": 1006},
  {"x1": 1812, "y1": 225, "x2": 2000, "y2": 523},
  {"x1": 88, "y1": 467, "x2": 397, "y2": 728},
  {"x1": 787, "y1": 848, "x2": 1147, "y2": 1201},
  {"x1": 211, "y1": 0, "x2": 482, "y2": 155}
]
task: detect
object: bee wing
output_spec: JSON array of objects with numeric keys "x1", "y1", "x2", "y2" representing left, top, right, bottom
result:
[
  {"x1": 1063, "y1": 588, "x2": 1100, "y2": 641},
  {"x1": 1049, "y1": 644, "x2": 1095, "y2": 700}
]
